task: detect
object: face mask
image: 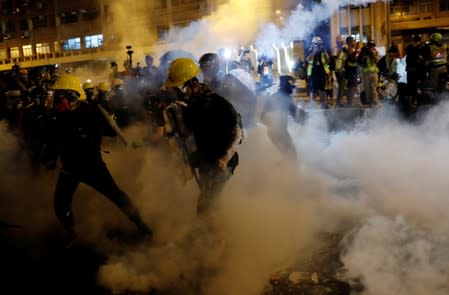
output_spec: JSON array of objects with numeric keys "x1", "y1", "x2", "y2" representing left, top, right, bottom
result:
[{"x1": 55, "y1": 98, "x2": 70, "y2": 112}]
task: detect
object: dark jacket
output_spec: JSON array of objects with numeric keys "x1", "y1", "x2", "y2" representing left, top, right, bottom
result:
[
  {"x1": 44, "y1": 102, "x2": 116, "y2": 172},
  {"x1": 184, "y1": 92, "x2": 240, "y2": 163}
]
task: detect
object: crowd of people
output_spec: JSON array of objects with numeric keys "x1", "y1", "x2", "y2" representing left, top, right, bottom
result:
[
  {"x1": 0, "y1": 31, "x2": 447, "y2": 247},
  {"x1": 0, "y1": 48, "x2": 269, "y2": 248},
  {"x1": 302, "y1": 32, "x2": 448, "y2": 111}
]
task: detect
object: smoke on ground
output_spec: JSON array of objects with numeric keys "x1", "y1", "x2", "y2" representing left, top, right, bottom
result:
[{"x1": 4, "y1": 0, "x2": 448, "y2": 295}]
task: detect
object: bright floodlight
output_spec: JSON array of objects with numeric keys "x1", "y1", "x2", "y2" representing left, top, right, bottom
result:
[{"x1": 223, "y1": 48, "x2": 232, "y2": 59}]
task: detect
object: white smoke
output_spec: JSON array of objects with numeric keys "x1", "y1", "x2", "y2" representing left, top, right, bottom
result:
[
  {"x1": 97, "y1": 97, "x2": 449, "y2": 295},
  {"x1": 255, "y1": 0, "x2": 382, "y2": 57},
  {"x1": 6, "y1": 0, "x2": 444, "y2": 294},
  {"x1": 341, "y1": 215, "x2": 449, "y2": 295},
  {"x1": 290, "y1": 99, "x2": 449, "y2": 295}
]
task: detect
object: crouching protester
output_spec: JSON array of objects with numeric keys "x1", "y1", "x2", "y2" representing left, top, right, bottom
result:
[
  {"x1": 163, "y1": 58, "x2": 243, "y2": 214},
  {"x1": 43, "y1": 73, "x2": 152, "y2": 247}
]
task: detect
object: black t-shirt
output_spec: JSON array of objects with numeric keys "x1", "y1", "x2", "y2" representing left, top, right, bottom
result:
[
  {"x1": 184, "y1": 92, "x2": 239, "y2": 163},
  {"x1": 47, "y1": 102, "x2": 115, "y2": 170}
]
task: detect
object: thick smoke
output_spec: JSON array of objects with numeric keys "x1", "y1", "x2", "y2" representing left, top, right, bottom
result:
[
  {"x1": 95, "y1": 98, "x2": 449, "y2": 295},
  {"x1": 155, "y1": 0, "x2": 272, "y2": 60},
  {"x1": 5, "y1": 0, "x2": 448, "y2": 295},
  {"x1": 256, "y1": 0, "x2": 380, "y2": 57}
]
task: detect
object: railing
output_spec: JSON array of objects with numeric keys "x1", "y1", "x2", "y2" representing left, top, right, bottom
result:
[
  {"x1": 390, "y1": 12, "x2": 434, "y2": 22},
  {"x1": 0, "y1": 47, "x2": 106, "y2": 69}
]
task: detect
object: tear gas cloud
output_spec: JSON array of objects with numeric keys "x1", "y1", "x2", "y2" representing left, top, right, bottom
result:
[
  {"x1": 93, "y1": 99, "x2": 449, "y2": 295},
  {"x1": 5, "y1": 0, "x2": 449, "y2": 294},
  {"x1": 4, "y1": 94, "x2": 449, "y2": 295}
]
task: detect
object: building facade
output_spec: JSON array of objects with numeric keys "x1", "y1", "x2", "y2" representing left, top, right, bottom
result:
[
  {"x1": 0, "y1": 0, "x2": 448, "y2": 71},
  {"x1": 330, "y1": 0, "x2": 449, "y2": 54}
]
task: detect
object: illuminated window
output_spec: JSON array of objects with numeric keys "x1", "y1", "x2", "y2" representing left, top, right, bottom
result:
[
  {"x1": 22, "y1": 45, "x2": 32, "y2": 57},
  {"x1": 62, "y1": 37, "x2": 81, "y2": 50},
  {"x1": 10, "y1": 47, "x2": 20, "y2": 58},
  {"x1": 36, "y1": 43, "x2": 51, "y2": 54},
  {"x1": 85, "y1": 34, "x2": 103, "y2": 48},
  {"x1": 0, "y1": 49, "x2": 7, "y2": 60}
]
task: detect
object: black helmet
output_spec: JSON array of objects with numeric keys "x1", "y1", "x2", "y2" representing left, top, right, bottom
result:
[
  {"x1": 199, "y1": 53, "x2": 220, "y2": 76},
  {"x1": 346, "y1": 36, "x2": 355, "y2": 44},
  {"x1": 412, "y1": 34, "x2": 422, "y2": 42},
  {"x1": 199, "y1": 53, "x2": 219, "y2": 66},
  {"x1": 388, "y1": 44, "x2": 399, "y2": 53},
  {"x1": 145, "y1": 55, "x2": 154, "y2": 64},
  {"x1": 366, "y1": 40, "x2": 376, "y2": 48}
]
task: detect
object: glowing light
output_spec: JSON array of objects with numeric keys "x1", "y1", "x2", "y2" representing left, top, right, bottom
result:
[
  {"x1": 223, "y1": 48, "x2": 232, "y2": 60},
  {"x1": 250, "y1": 44, "x2": 258, "y2": 62},
  {"x1": 272, "y1": 43, "x2": 282, "y2": 74}
]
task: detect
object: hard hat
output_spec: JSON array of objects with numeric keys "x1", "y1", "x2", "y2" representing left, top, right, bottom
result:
[
  {"x1": 388, "y1": 44, "x2": 399, "y2": 53},
  {"x1": 111, "y1": 78, "x2": 125, "y2": 88},
  {"x1": 82, "y1": 81, "x2": 94, "y2": 90},
  {"x1": 52, "y1": 73, "x2": 86, "y2": 100},
  {"x1": 367, "y1": 40, "x2": 376, "y2": 48},
  {"x1": 311, "y1": 36, "x2": 323, "y2": 45},
  {"x1": 199, "y1": 53, "x2": 219, "y2": 65},
  {"x1": 164, "y1": 58, "x2": 200, "y2": 88},
  {"x1": 431, "y1": 32, "x2": 443, "y2": 42},
  {"x1": 145, "y1": 55, "x2": 154, "y2": 63},
  {"x1": 199, "y1": 53, "x2": 220, "y2": 74},
  {"x1": 97, "y1": 82, "x2": 110, "y2": 92},
  {"x1": 412, "y1": 34, "x2": 422, "y2": 42},
  {"x1": 19, "y1": 68, "x2": 29, "y2": 75}
]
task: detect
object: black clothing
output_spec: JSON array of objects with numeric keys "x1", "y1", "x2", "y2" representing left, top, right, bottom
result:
[
  {"x1": 46, "y1": 102, "x2": 151, "y2": 236},
  {"x1": 184, "y1": 92, "x2": 240, "y2": 163},
  {"x1": 177, "y1": 88, "x2": 241, "y2": 214}
]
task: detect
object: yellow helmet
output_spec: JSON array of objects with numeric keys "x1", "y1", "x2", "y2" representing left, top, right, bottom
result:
[
  {"x1": 164, "y1": 58, "x2": 200, "y2": 88},
  {"x1": 52, "y1": 73, "x2": 86, "y2": 100},
  {"x1": 97, "y1": 82, "x2": 110, "y2": 92},
  {"x1": 431, "y1": 32, "x2": 443, "y2": 42},
  {"x1": 82, "y1": 81, "x2": 94, "y2": 90}
]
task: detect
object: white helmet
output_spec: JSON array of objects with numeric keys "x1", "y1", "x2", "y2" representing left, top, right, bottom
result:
[{"x1": 311, "y1": 36, "x2": 323, "y2": 45}]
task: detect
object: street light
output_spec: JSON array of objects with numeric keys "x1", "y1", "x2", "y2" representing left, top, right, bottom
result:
[{"x1": 126, "y1": 45, "x2": 133, "y2": 68}]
